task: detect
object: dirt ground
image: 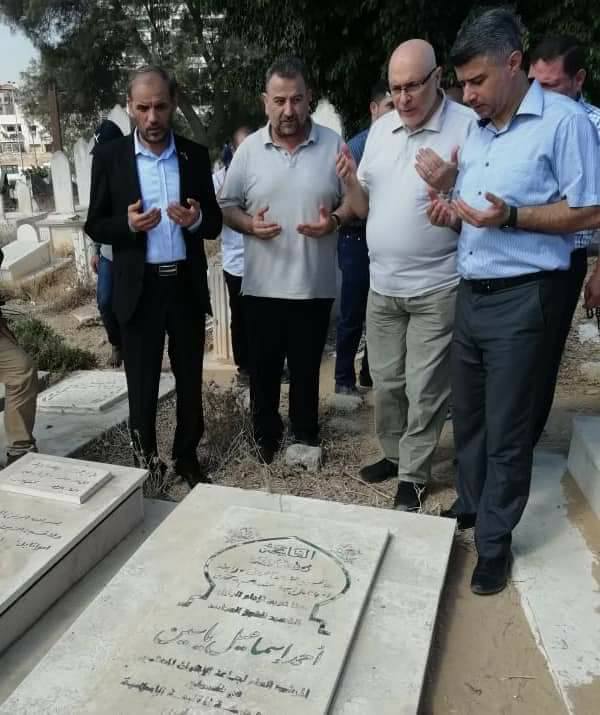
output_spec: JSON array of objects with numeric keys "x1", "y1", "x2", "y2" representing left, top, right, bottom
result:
[{"x1": 17, "y1": 264, "x2": 600, "y2": 714}]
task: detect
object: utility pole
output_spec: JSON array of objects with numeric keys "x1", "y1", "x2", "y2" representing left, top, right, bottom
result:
[{"x1": 47, "y1": 81, "x2": 63, "y2": 152}]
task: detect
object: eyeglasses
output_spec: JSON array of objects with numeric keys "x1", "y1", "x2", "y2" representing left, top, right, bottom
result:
[{"x1": 390, "y1": 67, "x2": 438, "y2": 97}]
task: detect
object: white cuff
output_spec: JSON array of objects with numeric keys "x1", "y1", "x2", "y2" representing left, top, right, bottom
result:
[{"x1": 187, "y1": 209, "x2": 204, "y2": 233}]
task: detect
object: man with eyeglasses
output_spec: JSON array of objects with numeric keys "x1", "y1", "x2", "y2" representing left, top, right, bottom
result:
[{"x1": 336, "y1": 39, "x2": 474, "y2": 511}]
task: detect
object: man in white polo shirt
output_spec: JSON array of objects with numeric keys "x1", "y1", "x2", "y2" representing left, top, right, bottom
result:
[
  {"x1": 337, "y1": 39, "x2": 474, "y2": 510},
  {"x1": 219, "y1": 56, "x2": 348, "y2": 464}
]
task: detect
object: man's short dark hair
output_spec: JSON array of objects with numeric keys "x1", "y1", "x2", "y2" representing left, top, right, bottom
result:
[
  {"x1": 127, "y1": 65, "x2": 177, "y2": 99},
  {"x1": 370, "y1": 79, "x2": 390, "y2": 104},
  {"x1": 530, "y1": 35, "x2": 586, "y2": 77},
  {"x1": 265, "y1": 56, "x2": 309, "y2": 89},
  {"x1": 450, "y1": 7, "x2": 525, "y2": 68}
]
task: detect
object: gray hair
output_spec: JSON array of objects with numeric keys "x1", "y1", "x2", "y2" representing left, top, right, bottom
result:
[
  {"x1": 127, "y1": 65, "x2": 177, "y2": 99},
  {"x1": 450, "y1": 7, "x2": 525, "y2": 67},
  {"x1": 265, "y1": 56, "x2": 309, "y2": 90}
]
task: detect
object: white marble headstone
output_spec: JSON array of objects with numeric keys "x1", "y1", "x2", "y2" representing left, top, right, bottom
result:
[
  {"x1": 73, "y1": 137, "x2": 92, "y2": 208},
  {"x1": 64, "y1": 507, "x2": 388, "y2": 714},
  {"x1": 107, "y1": 104, "x2": 132, "y2": 136},
  {"x1": 0, "y1": 453, "x2": 112, "y2": 504},
  {"x1": 50, "y1": 150, "x2": 75, "y2": 215},
  {"x1": 37, "y1": 370, "x2": 128, "y2": 414},
  {"x1": 14, "y1": 179, "x2": 33, "y2": 215},
  {"x1": 16, "y1": 223, "x2": 38, "y2": 243},
  {"x1": 312, "y1": 98, "x2": 343, "y2": 136}
]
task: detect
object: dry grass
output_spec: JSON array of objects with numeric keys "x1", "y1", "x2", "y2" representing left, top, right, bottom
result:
[
  {"x1": 0, "y1": 223, "x2": 16, "y2": 248},
  {"x1": 74, "y1": 380, "x2": 459, "y2": 513}
]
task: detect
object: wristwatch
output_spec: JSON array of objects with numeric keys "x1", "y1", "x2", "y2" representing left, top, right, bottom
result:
[
  {"x1": 330, "y1": 212, "x2": 342, "y2": 230},
  {"x1": 500, "y1": 205, "x2": 518, "y2": 229}
]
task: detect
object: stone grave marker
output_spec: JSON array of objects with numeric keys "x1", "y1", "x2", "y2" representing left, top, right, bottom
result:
[
  {"x1": 0, "y1": 453, "x2": 112, "y2": 504},
  {"x1": 0, "y1": 454, "x2": 147, "y2": 654},
  {"x1": 69, "y1": 506, "x2": 388, "y2": 714},
  {"x1": 37, "y1": 370, "x2": 128, "y2": 414},
  {"x1": 14, "y1": 179, "x2": 33, "y2": 215},
  {"x1": 50, "y1": 150, "x2": 76, "y2": 215},
  {"x1": 73, "y1": 136, "x2": 92, "y2": 208},
  {"x1": 107, "y1": 104, "x2": 132, "y2": 135},
  {"x1": 0, "y1": 485, "x2": 455, "y2": 714},
  {"x1": 0, "y1": 224, "x2": 51, "y2": 281}
]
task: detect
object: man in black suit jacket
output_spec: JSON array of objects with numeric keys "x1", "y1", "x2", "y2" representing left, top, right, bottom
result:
[{"x1": 85, "y1": 65, "x2": 222, "y2": 487}]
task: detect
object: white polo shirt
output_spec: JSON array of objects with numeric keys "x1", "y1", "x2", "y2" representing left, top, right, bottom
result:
[
  {"x1": 219, "y1": 122, "x2": 342, "y2": 299},
  {"x1": 358, "y1": 95, "x2": 475, "y2": 297}
]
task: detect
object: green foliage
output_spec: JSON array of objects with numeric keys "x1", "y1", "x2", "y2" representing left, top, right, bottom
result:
[
  {"x1": 7, "y1": 315, "x2": 98, "y2": 373},
  {"x1": 2, "y1": 1, "x2": 600, "y2": 143}
]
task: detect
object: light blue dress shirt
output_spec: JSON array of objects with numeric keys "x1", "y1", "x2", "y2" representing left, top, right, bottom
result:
[
  {"x1": 455, "y1": 81, "x2": 600, "y2": 279},
  {"x1": 134, "y1": 130, "x2": 187, "y2": 264}
]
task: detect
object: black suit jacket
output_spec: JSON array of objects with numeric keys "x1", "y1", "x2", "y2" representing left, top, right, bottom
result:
[{"x1": 84, "y1": 133, "x2": 222, "y2": 324}]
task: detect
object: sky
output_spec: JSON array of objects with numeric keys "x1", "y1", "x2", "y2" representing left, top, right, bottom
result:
[{"x1": 0, "y1": 22, "x2": 38, "y2": 83}]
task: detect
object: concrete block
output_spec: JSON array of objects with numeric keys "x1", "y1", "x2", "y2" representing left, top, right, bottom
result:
[
  {"x1": 567, "y1": 415, "x2": 600, "y2": 519},
  {"x1": 285, "y1": 443, "x2": 323, "y2": 471}
]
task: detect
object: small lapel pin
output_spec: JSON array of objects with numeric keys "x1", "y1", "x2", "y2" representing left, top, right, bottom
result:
[{"x1": 179, "y1": 151, "x2": 188, "y2": 161}]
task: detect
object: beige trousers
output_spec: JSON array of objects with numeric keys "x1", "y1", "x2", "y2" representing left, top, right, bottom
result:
[
  {"x1": 366, "y1": 284, "x2": 457, "y2": 484},
  {"x1": 0, "y1": 318, "x2": 37, "y2": 457}
]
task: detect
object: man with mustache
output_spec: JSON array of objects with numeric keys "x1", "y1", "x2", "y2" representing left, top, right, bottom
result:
[
  {"x1": 85, "y1": 65, "x2": 222, "y2": 488},
  {"x1": 219, "y1": 57, "x2": 349, "y2": 464}
]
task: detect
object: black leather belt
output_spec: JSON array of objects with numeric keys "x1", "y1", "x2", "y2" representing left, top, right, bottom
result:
[
  {"x1": 464, "y1": 270, "x2": 557, "y2": 294},
  {"x1": 146, "y1": 261, "x2": 185, "y2": 277}
]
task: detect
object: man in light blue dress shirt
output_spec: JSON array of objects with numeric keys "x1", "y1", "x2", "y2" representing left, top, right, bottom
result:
[
  {"x1": 85, "y1": 66, "x2": 222, "y2": 488},
  {"x1": 528, "y1": 35, "x2": 600, "y2": 443},
  {"x1": 426, "y1": 8, "x2": 600, "y2": 595}
]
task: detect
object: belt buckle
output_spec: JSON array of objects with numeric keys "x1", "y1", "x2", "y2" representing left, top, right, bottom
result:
[{"x1": 158, "y1": 263, "x2": 178, "y2": 277}]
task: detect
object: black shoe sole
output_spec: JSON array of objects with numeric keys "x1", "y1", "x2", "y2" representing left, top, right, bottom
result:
[
  {"x1": 471, "y1": 580, "x2": 508, "y2": 596},
  {"x1": 441, "y1": 510, "x2": 476, "y2": 530},
  {"x1": 359, "y1": 464, "x2": 397, "y2": 483}
]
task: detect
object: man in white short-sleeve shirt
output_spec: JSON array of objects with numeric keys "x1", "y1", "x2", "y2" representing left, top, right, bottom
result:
[
  {"x1": 213, "y1": 126, "x2": 251, "y2": 384},
  {"x1": 219, "y1": 56, "x2": 352, "y2": 464},
  {"x1": 337, "y1": 39, "x2": 474, "y2": 510}
]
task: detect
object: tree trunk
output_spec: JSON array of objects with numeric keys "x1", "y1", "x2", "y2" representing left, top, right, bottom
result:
[{"x1": 177, "y1": 89, "x2": 208, "y2": 144}]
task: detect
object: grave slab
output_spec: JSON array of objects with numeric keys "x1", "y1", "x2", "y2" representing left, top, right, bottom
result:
[
  {"x1": 514, "y1": 451, "x2": 600, "y2": 713},
  {"x1": 0, "y1": 485, "x2": 455, "y2": 714},
  {"x1": 567, "y1": 415, "x2": 600, "y2": 519},
  {"x1": 0, "y1": 453, "x2": 112, "y2": 504},
  {"x1": 0, "y1": 232, "x2": 51, "y2": 281},
  {"x1": 0, "y1": 371, "x2": 175, "y2": 464},
  {"x1": 37, "y1": 369, "x2": 128, "y2": 414},
  {"x1": 0, "y1": 454, "x2": 147, "y2": 654}
]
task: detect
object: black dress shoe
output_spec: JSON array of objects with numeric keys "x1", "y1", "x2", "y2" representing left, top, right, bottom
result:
[
  {"x1": 359, "y1": 372, "x2": 373, "y2": 388},
  {"x1": 471, "y1": 553, "x2": 512, "y2": 596},
  {"x1": 393, "y1": 481, "x2": 427, "y2": 511},
  {"x1": 441, "y1": 501, "x2": 476, "y2": 530},
  {"x1": 359, "y1": 458, "x2": 397, "y2": 483},
  {"x1": 174, "y1": 458, "x2": 212, "y2": 489},
  {"x1": 257, "y1": 444, "x2": 276, "y2": 465},
  {"x1": 109, "y1": 345, "x2": 123, "y2": 368}
]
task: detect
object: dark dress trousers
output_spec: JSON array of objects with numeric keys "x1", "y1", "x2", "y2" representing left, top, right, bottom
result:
[{"x1": 84, "y1": 133, "x2": 222, "y2": 463}]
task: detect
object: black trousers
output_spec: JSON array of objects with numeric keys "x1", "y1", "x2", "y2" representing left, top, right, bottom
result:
[
  {"x1": 244, "y1": 296, "x2": 333, "y2": 447},
  {"x1": 223, "y1": 270, "x2": 248, "y2": 371},
  {"x1": 120, "y1": 264, "x2": 205, "y2": 462},
  {"x1": 533, "y1": 248, "x2": 587, "y2": 443},
  {"x1": 451, "y1": 274, "x2": 563, "y2": 559}
]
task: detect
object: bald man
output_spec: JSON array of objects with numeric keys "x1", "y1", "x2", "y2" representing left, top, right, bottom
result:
[{"x1": 337, "y1": 40, "x2": 474, "y2": 510}]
